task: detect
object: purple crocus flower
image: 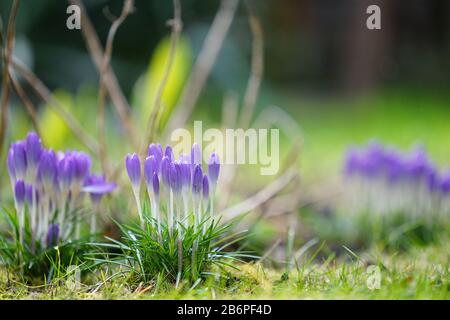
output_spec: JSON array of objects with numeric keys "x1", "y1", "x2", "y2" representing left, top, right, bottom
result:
[
  {"x1": 12, "y1": 142, "x2": 27, "y2": 180},
  {"x1": 38, "y1": 150, "x2": 57, "y2": 189},
  {"x1": 14, "y1": 179, "x2": 26, "y2": 209},
  {"x1": 180, "y1": 162, "x2": 191, "y2": 189},
  {"x1": 170, "y1": 163, "x2": 183, "y2": 194},
  {"x1": 25, "y1": 184, "x2": 37, "y2": 205},
  {"x1": 164, "y1": 145, "x2": 174, "y2": 162},
  {"x1": 46, "y1": 223, "x2": 59, "y2": 247},
  {"x1": 191, "y1": 143, "x2": 202, "y2": 167},
  {"x1": 152, "y1": 173, "x2": 160, "y2": 198},
  {"x1": 208, "y1": 153, "x2": 220, "y2": 186},
  {"x1": 160, "y1": 156, "x2": 172, "y2": 187},
  {"x1": 125, "y1": 153, "x2": 141, "y2": 187},
  {"x1": 343, "y1": 148, "x2": 360, "y2": 176},
  {"x1": 58, "y1": 155, "x2": 75, "y2": 191},
  {"x1": 82, "y1": 175, "x2": 116, "y2": 204},
  {"x1": 25, "y1": 132, "x2": 42, "y2": 170},
  {"x1": 148, "y1": 143, "x2": 163, "y2": 169},
  {"x1": 74, "y1": 152, "x2": 92, "y2": 183},
  {"x1": 440, "y1": 173, "x2": 450, "y2": 194},
  {"x1": 144, "y1": 155, "x2": 158, "y2": 186},
  {"x1": 202, "y1": 175, "x2": 209, "y2": 201},
  {"x1": 192, "y1": 165, "x2": 203, "y2": 195}
]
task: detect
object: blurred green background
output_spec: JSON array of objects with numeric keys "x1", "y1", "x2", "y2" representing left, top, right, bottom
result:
[{"x1": 1, "y1": 0, "x2": 450, "y2": 226}]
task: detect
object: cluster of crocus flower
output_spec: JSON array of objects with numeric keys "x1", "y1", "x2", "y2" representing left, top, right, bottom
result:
[
  {"x1": 125, "y1": 143, "x2": 220, "y2": 279},
  {"x1": 343, "y1": 141, "x2": 450, "y2": 220},
  {"x1": 125, "y1": 143, "x2": 220, "y2": 233},
  {"x1": 7, "y1": 132, "x2": 116, "y2": 251}
]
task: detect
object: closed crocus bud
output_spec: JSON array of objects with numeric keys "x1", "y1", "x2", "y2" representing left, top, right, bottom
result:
[
  {"x1": 58, "y1": 155, "x2": 75, "y2": 191},
  {"x1": 144, "y1": 155, "x2": 158, "y2": 186},
  {"x1": 148, "y1": 144, "x2": 163, "y2": 169},
  {"x1": 74, "y1": 152, "x2": 92, "y2": 183},
  {"x1": 181, "y1": 162, "x2": 191, "y2": 189},
  {"x1": 202, "y1": 175, "x2": 209, "y2": 201},
  {"x1": 25, "y1": 132, "x2": 42, "y2": 169},
  {"x1": 14, "y1": 180, "x2": 26, "y2": 208},
  {"x1": 152, "y1": 173, "x2": 160, "y2": 198},
  {"x1": 46, "y1": 223, "x2": 59, "y2": 247},
  {"x1": 170, "y1": 163, "x2": 183, "y2": 194},
  {"x1": 208, "y1": 153, "x2": 220, "y2": 187},
  {"x1": 191, "y1": 143, "x2": 202, "y2": 167},
  {"x1": 7, "y1": 148, "x2": 15, "y2": 181},
  {"x1": 38, "y1": 150, "x2": 57, "y2": 189},
  {"x1": 161, "y1": 156, "x2": 172, "y2": 187},
  {"x1": 165, "y1": 145, "x2": 174, "y2": 162},
  {"x1": 13, "y1": 142, "x2": 28, "y2": 179},
  {"x1": 192, "y1": 165, "x2": 203, "y2": 195},
  {"x1": 440, "y1": 173, "x2": 450, "y2": 194},
  {"x1": 125, "y1": 153, "x2": 141, "y2": 187},
  {"x1": 25, "y1": 184, "x2": 34, "y2": 205}
]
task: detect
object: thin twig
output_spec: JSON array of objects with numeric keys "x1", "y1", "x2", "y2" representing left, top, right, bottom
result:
[
  {"x1": 142, "y1": 0, "x2": 182, "y2": 156},
  {"x1": 10, "y1": 56, "x2": 99, "y2": 154},
  {"x1": 217, "y1": 11, "x2": 264, "y2": 209},
  {"x1": 9, "y1": 70, "x2": 41, "y2": 136},
  {"x1": 97, "y1": 0, "x2": 134, "y2": 177},
  {"x1": 69, "y1": 0, "x2": 138, "y2": 149},
  {"x1": 164, "y1": 0, "x2": 240, "y2": 135},
  {"x1": 220, "y1": 169, "x2": 298, "y2": 221},
  {"x1": 239, "y1": 12, "x2": 264, "y2": 128},
  {"x1": 0, "y1": 0, "x2": 20, "y2": 157}
]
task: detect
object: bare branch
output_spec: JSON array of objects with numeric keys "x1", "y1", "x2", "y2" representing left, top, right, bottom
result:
[
  {"x1": 10, "y1": 56, "x2": 99, "y2": 154},
  {"x1": 9, "y1": 70, "x2": 41, "y2": 136},
  {"x1": 0, "y1": 0, "x2": 20, "y2": 156},
  {"x1": 239, "y1": 12, "x2": 264, "y2": 128},
  {"x1": 220, "y1": 169, "x2": 298, "y2": 222},
  {"x1": 164, "y1": 0, "x2": 240, "y2": 135},
  {"x1": 97, "y1": 0, "x2": 134, "y2": 177},
  {"x1": 142, "y1": 0, "x2": 182, "y2": 156},
  {"x1": 69, "y1": 0, "x2": 138, "y2": 148}
]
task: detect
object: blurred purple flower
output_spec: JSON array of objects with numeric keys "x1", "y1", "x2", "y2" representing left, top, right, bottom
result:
[
  {"x1": 208, "y1": 153, "x2": 220, "y2": 186},
  {"x1": 14, "y1": 179, "x2": 26, "y2": 208},
  {"x1": 82, "y1": 175, "x2": 116, "y2": 204},
  {"x1": 125, "y1": 153, "x2": 141, "y2": 187},
  {"x1": 46, "y1": 223, "x2": 59, "y2": 247}
]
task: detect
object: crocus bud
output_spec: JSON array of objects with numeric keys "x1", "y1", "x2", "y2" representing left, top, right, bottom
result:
[
  {"x1": 46, "y1": 223, "x2": 59, "y2": 247},
  {"x1": 192, "y1": 165, "x2": 203, "y2": 195},
  {"x1": 170, "y1": 163, "x2": 182, "y2": 194},
  {"x1": 13, "y1": 142, "x2": 28, "y2": 180},
  {"x1": 441, "y1": 173, "x2": 450, "y2": 194},
  {"x1": 208, "y1": 152, "x2": 220, "y2": 187},
  {"x1": 165, "y1": 145, "x2": 174, "y2": 162},
  {"x1": 14, "y1": 180, "x2": 26, "y2": 209},
  {"x1": 58, "y1": 155, "x2": 75, "y2": 191},
  {"x1": 25, "y1": 132, "x2": 42, "y2": 169},
  {"x1": 181, "y1": 162, "x2": 191, "y2": 189},
  {"x1": 202, "y1": 175, "x2": 209, "y2": 201},
  {"x1": 152, "y1": 173, "x2": 160, "y2": 198},
  {"x1": 191, "y1": 143, "x2": 202, "y2": 167},
  {"x1": 144, "y1": 155, "x2": 158, "y2": 186},
  {"x1": 161, "y1": 156, "x2": 172, "y2": 187},
  {"x1": 125, "y1": 153, "x2": 141, "y2": 187},
  {"x1": 38, "y1": 150, "x2": 57, "y2": 189},
  {"x1": 25, "y1": 184, "x2": 35, "y2": 205},
  {"x1": 148, "y1": 143, "x2": 163, "y2": 169},
  {"x1": 74, "y1": 152, "x2": 92, "y2": 183}
]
